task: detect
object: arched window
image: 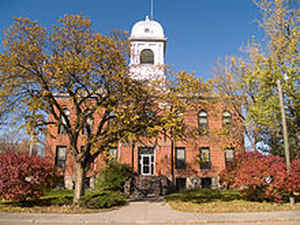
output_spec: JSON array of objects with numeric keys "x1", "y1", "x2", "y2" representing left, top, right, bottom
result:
[
  {"x1": 223, "y1": 111, "x2": 232, "y2": 127},
  {"x1": 222, "y1": 111, "x2": 232, "y2": 132},
  {"x1": 225, "y1": 147, "x2": 234, "y2": 166},
  {"x1": 108, "y1": 110, "x2": 115, "y2": 129},
  {"x1": 58, "y1": 108, "x2": 70, "y2": 134},
  {"x1": 140, "y1": 49, "x2": 154, "y2": 64},
  {"x1": 198, "y1": 111, "x2": 208, "y2": 135},
  {"x1": 82, "y1": 115, "x2": 93, "y2": 135},
  {"x1": 176, "y1": 111, "x2": 184, "y2": 126}
]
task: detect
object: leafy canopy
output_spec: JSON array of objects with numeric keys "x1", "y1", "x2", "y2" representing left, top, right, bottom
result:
[{"x1": 214, "y1": 0, "x2": 299, "y2": 155}]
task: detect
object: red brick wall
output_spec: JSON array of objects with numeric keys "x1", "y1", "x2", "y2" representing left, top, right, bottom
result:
[{"x1": 46, "y1": 98, "x2": 244, "y2": 186}]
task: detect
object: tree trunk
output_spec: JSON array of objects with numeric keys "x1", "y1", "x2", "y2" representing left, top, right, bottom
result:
[
  {"x1": 73, "y1": 161, "x2": 85, "y2": 205},
  {"x1": 277, "y1": 79, "x2": 294, "y2": 205}
]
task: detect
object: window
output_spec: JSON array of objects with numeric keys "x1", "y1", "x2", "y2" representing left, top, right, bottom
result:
[
  {"x1": 176, "y1": 178, "x2": 186, "y2": 191},
  {"x1": 109, "y1": 147, "x2": 117, "y2": 160},
  {"x1": 225, "y1": 148, "x2": 234, "y2": 166},
  {"x1": 175, "y1": 147, "x2": 186, "y2": 169},
  {"x1": 176, "y1": 111, "x2": 184, "y2": 127},
  {"x1": 198, "y1": 111, "x2": 208, "y2": 135},
  {"x1": 200, "y1": 147, "x2": 211, "y2": 169},
  {"x1": 222, "y1": 111, "x2": 232, "y2": 130},
  {"x1": 201, "y1": 177, "x2": 212, "y2": 189},
  {"x1": 55, "y1": 146, "x2": 67, "y2": 169},
  {"x1": 140, "y1": 49, "x2": 154, "y2": 64},
  {"x1": 58, "y1": 108, "x2": 70, "y2": 134},
  {"x1": 82, "y1": 116, "x2": 93, "y2": 135},
  {"x1": 108, "y1": 110, "x2": 115, "y2": 129}
]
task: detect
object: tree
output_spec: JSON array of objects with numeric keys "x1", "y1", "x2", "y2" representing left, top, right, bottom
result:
[
  {"x1": 0, "y1": 15, "x2": 166, "y2": 204},
  {"x1": 213, "y1": 0, "x2": 299, "y2": 157}
]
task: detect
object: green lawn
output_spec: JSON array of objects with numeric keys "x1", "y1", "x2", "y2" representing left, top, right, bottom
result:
[
  {"x1": 0, "y1": 189, "x2": 123, "y2": 213},
  {"x1": 166, "y1": 189, "x2": 300, "y2": 213}
]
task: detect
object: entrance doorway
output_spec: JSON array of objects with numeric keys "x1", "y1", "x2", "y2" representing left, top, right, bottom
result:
[{"x1": 138, "y1": 147, "x2": 154, "y2": 176}]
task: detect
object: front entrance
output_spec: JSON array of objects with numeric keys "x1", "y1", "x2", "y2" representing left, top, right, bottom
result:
[{"x1": 138, "y1": 147, "x2": 154, "y2": 176}]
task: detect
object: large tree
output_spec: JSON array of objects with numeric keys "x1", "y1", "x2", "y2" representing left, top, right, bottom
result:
[
  {"x1": 0, "y1": 15, "x2": 168, "y2": 204},
  {"x1": 214, "y1": 0, "x2": 299, "y2": 157}
]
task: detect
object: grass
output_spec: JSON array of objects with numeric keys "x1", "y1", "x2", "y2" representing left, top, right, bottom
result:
[
  {"x1": 2, "y1": 188, "x2": 300, "y2": 214},
  {"x1": 0, "y1": 189, "x2": 123, "y2": 214},
  {"x1": 166, "y1": 189, "x2": 300, "y2": 213}
]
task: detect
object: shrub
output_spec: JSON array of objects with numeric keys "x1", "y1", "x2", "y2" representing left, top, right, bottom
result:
[
  {"x1": 46, "y1": 189, "x2": 74, "y2": 206},
  {"x1": 0, "y1": 151, "x2": 58, "y2": 201},
  {"x1": 166, "y1": 188, "x2": 241, "y2": 203},
  {"x1": 95, "y1": 161, "x2": 132, "y2": 191},
  {"x1": 49, "y1": 196, "x2": 73, "y2": 206},
  {"x1": 220, "y1": 151, "x2": 300, "y2": 202},
  {"x1": 79, "y1": 191, "x2": 127, "y2": 209}
]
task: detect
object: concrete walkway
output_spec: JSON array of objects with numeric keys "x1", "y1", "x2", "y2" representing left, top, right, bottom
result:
[{"x1": 0, "y1": 199, "x2": 300, "y2": 225}]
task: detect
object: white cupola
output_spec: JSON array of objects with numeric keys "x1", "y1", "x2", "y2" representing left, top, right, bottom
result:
[{"x1": 129, "y1": 16, "x2": 167, "y2": 81}]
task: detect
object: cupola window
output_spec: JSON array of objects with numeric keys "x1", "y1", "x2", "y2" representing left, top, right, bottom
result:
[{"x1": 140, "y1": 49, "x2": 154, "y2": 64}]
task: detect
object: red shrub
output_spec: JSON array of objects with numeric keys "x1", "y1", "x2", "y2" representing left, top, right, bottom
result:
[
  {"x1": 220, "y1": 151, "x2": 300, "y2": 202},
  {"x1": 287, "y1": 159, "x2": 300, "y2": 195},
  {"x1": 0, "y1": 151, "x2": 58, "y2": 201}
]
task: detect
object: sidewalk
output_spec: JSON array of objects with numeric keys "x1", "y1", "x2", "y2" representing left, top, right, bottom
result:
[{"x1": 0, "y1": 199, "x2": 299, "y2": 225}]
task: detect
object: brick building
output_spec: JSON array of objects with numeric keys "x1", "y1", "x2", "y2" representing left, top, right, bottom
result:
[{"x1": 46, "y1": 16, "x2": 244, "y2": 190}]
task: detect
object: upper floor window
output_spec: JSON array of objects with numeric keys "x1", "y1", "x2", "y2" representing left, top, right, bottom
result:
[
  {"x1": 225, "y1": 148, "x2": 234, "y2": 166},
  {"x1": 175, "y1": 111, "x2": 184, "y2": 127},
  {"x1": 140, "y1": 49, "x2": 154, "y2": 64},
  {"x1": 58, "y1": 108, "x2": 70, "y2": 134},
  {"x1": 109, "y1": 147, "x2": 118, "y2": 160},
  {"x1": 108, "y1": 110, "x2": 115, "y2": 127},
  {"x1": 175, "y1": 147, "x2": 186, "y2": 169},
  {"x1": 82, "y1": 116, "x2": 93, "y2": 135},
  {"x1": 198, "y1": 111, "x2": 208, "y2": 135},
  {"x1": 222, "y1": 111, "x2": 232, "y2": 131},
  {"x1": 200, "y1": 147, "x2": 211, "y2": 170},
  {"x1": 55, "y1": 146, "x2": 67, "y2": 169}
]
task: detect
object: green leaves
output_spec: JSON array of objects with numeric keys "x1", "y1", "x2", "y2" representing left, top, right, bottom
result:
[{"x1": 213, "y1": 0, "x2": 299, "y2": 153}]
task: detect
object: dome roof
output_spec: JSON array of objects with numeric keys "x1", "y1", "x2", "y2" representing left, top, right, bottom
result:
[{"x1": 130, "y1": 16, "x2": 166, "y2": 40}]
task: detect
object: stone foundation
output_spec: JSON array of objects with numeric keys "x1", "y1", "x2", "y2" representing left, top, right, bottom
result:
[
  {"x1": 124, "y1": 175, "x2": 174, "y2": 200},
  {"x1": 185, "y1": 176, "x2": 220, "y2": 190},
  {"x1": 64, "y1": 175, "x2": 74, "y2": 190},
  {"x1": 186, "y1": 175, "x2": 202, "y2": 189}
]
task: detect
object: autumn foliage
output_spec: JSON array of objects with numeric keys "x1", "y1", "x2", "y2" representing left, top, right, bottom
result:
[
  {"x1": 220, "y1": 152, "x2": 300, "y2": 202},
  {"x1": 0, "y1": 151, "x2": 58, "y2": 201}
]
